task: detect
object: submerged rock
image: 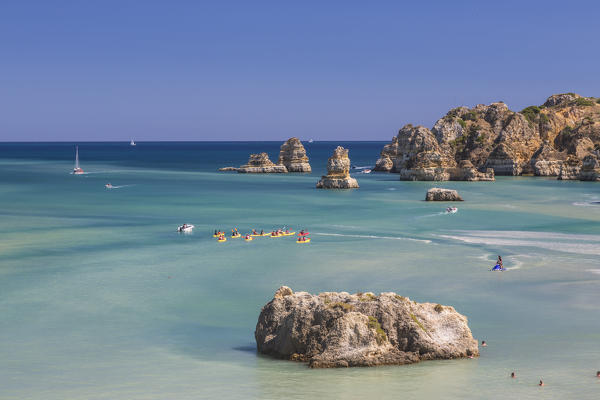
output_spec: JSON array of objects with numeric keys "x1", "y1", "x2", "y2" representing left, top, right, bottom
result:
[
  {"x1": 316, "y1": 146, "x2": 359, "y2": 189},
  {"x1": 237, "y1": 153, "x2": 288, "y2": 173},
  {"x1": 277, "y1": 137, "x2": 311, "y2": 172},
  {"x1": 425, "y1": 188, "x2": 463, "y2": 201},
  {"x1": 255, "y1": 287, "x2": 478, "y2": 368}
]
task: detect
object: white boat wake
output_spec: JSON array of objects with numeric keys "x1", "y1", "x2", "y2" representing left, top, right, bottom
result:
[{"x1": 313, "y1": 232, "x2": 431, "y2": 244}]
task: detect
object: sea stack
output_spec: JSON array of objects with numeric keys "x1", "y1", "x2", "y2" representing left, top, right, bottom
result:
[
  {"x1": 255, "y1": 286, "x2": 479, "y2": 368},
  {"x1": 425, "y1": 188, "x2": 463, "y2": 201},
  {"x1": 277, "y1": 137, "x2": 311, "y2": 172},
  {"x1": 237, "y1": 153, "x2": 288, "y2": 173},
  {"x1": 316, "y1": 146, "x2": 359, "y2": 189}
]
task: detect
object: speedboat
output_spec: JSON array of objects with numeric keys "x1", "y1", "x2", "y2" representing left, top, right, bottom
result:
[
  {"x1": 177, "y1": 224, "x2": 194, "y2": 233},
  {"x1": 362, "y1": 169, "x2": 372, "y2": 174},
  {"x1": 72, "y1": 146, "x2": 84, "y2": 175},
  {"x1": 105, "y1": 183, "x2": 113, "y2": 189},
  {"x1": 446, "y1": 207, "x2": 458, "y2": 214}
]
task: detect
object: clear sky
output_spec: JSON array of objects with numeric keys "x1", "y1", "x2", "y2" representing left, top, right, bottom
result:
[{"x1": 1, "y1": 0, "x2": 599, "y2": 141}]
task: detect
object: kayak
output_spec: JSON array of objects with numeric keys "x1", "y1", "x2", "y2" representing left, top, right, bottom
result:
[
  {"x1": 251, "y1": 233, "x2": 269, "y2": 237},
  {"x1": 244, "y1": 237, "x2": 253, "y2": 242},
  {"x1": 217, "y1": 237, "x2": 227, "y2": 242},
  {"x1": 270, "y1": 233, "x2": 282, "y2": 238},
  {"x1": 297, "y1": 238, "x2": 311, "y2": 244},
  {"x1": 281, "y1": 231, "x2": 296, "y2": 236},
  {"x1": 231, "y1": 234, "x2": 241, "y2": 238},
  {"x1": 213, "y1": 232, "x2": 225, "y2": 237},
  {"x1": 298, "y1": 232, "x2": 310, "y2": 236},
  {"x1": 491, "y1": 264, "x2": 505, "y2": 271}
]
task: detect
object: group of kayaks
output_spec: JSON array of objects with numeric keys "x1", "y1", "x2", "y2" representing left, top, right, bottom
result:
[{"x1": 212, "y1": 228, "x2": 311, "y2": 243}]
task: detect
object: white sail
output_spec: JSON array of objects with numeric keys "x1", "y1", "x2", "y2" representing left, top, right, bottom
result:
[{"x1": 75, "y1": 146, "x2": 80, "y2": 169}]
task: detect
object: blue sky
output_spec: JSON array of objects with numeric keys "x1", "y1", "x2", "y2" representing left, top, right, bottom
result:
[{"x1": 1, "y1": 0, "x2": 599, "y2": 141}]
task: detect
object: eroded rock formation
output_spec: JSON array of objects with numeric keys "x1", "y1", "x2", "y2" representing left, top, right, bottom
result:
[
  {"x1": 425, "y1": 188, "x2": 463, "y2": 201},
  {"x1": 277, "y1": 137, "x2": 311, "y2": 172},
  {"x1": 255, "y1": 286, "x2": 478, "y2": 368},
  {"x1": 316, "y1": 146, "x2": 359, "y2": 189},
  {"x1": 237, "y1": 153, "x2": 288, "y2": 173},
  {"x1": 375, "y1": 93, "x2": 600, "y2": 181}
]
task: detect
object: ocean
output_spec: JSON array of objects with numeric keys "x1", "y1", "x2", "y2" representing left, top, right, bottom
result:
[{"x1": 0, "y1": 142, "x2": 599, "y2": 399}]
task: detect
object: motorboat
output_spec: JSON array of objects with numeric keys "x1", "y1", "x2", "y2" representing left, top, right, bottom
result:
[
  {"x1": 72, "y1": 146, "x2": 84, "y2": 174},
  {"x1": 105, "y1": 183, "x2": 114, "y2": 189},
  {"x1": 362, "y1": 169, "x2": 372, "y2": 174},
  {"x1": 446, "y1": 207, "x2": 458, "y2": 214},
  {"x1": 177, "y1": 224, "x2": 194, "y2": 233}
]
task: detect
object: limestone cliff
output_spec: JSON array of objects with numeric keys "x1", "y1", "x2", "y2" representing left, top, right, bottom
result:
[
  {"x1": 316, "y1": 146, "x2": 359, "y2": 189},
  {"x1": 375, "y1": 93, "x2": 600, "y2": 181},
  {"x1": 277, "y1": 137, "x2": 311, "y2": 172},
  {"x1": 255, "y1": 286, "x2": 478, "y2": 368}
]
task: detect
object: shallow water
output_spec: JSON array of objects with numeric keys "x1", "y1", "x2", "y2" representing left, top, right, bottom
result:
[{"x1": 1, "y1": 142, "x2": 599, "y2": 399}]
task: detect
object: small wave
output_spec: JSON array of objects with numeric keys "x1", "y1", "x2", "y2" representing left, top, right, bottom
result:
[
  {"x1": 386, "y1": 188, "x2": 397, "y2": 191},
  {"x1": 587, "y1": 269, "x2": 600, "y2": 275},
  {"x1": 572, "y1": 201, "x2": 600, "y2": 207},
  {"x1": 313, "y1": 232, "x2": 431, "y2": 244},
  {"x1": 439, "y1": 232, "x2": 600, "y2": 256},
  {"x1": 451, "y1": 230, "x2": 600, "y2": 242},
  {"x1": 107, "y1": 184, "x2": 135, "y2": 189}
]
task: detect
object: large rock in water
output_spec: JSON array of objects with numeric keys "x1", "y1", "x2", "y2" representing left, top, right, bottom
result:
[
  {"x1": 316, "y1": 146, "x2": 359, "y2": 189},
  {"x1": 255, "y1": 287, "x2": 479, "y2": 368},
  {"x1": 237, "y1": 153, "x2": 288, "y2": 173},
  {"x1": 277, "y1": 137, "x2": 311, "y2": 172},
  {"x1": 425, "y1": 188, "x2": 463, "y2": 201}
]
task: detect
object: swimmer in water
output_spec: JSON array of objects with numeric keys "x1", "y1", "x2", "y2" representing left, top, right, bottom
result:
[
  {"x1": 481, "y1": 340, "x2": 487, "y2": 347},
  {"x1": 538, "y1": 380, "x2": 544, "y2": 386},
  {"x1": 596, "y1": 371, "x2": 600, "y2": 377},
  {"x1": 511, "y1": 372, "x2": 516, "y2": 378}
]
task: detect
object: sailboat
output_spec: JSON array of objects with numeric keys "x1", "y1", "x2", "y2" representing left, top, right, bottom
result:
[
  {"x1": 73, "y1": 146, "x2": 84, "y2": 175},
  {"x1": 130, "y1": 140, "x2": 136, "y2": 146}
]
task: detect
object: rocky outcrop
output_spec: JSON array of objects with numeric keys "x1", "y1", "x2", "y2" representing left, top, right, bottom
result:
[
  {"x1": 557, "y1": 156, "x2": 582, "y2": 180},
  {"x1": 255, "y1": 286, "x2": 478, "y2": 368},
  {"x1": 277, "y1": 137, "x2": 311, "y2": 172},
  {"x1": 375, "y1": 93, "x2": 600, "y2": 181},
  {"x1": 579, "y1": 155, "x2": 600, "y2": 181},
  {"x1": 376, "y1": 124, "x2": 494, "y2": 181},
  {"x1": 425, "y1": 188, "x2": 463, "y2": 201},
  {"x1": 237, "y1": 153, "x2": 288, "y2": 173},
  {"x1": 316, "y1": 147, "x2": 359, "y2": 189}
]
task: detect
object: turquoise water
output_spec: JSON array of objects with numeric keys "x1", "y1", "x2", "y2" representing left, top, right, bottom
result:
[{"x1": 1, "y1": 142, "x2": 599, "y2": 399}]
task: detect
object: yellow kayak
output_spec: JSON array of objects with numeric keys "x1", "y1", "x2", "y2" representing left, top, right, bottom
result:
[
  {"x1": 251, "y1": 233, "x2": 269, "y2": 237},
  {"x1": 281, "y1": 231, "x2": 296, "y2": 236},
  {"x1": 244, "y1": 237, "x2": 253, "y2": 242},
  {"x1": 270, "y1": 233, "x2": 282, "y2": 238},
  {"x1": 217, "y1": 237, "x2": 227, "y2": 242},
  {"x1": 213, "y1": 232, "x2": 225, "y2": 237},
  {"x1": 296, "y1": 238, "x2": 311, "y2": 244},
  {"x1": 231, "y1": 234, "x2": 241, "y2": 239}
]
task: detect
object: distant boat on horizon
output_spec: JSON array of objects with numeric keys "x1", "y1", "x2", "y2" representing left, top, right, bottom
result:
[
  {"x1": 308, "y1": 139, "x2": 314, "y2": 143},
  {"x1": 130, "y1": 140, "x2": 136, "y2": 146},
  {"x1": 72, "y1": 146, "x2": 84, "y2": 175}
]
